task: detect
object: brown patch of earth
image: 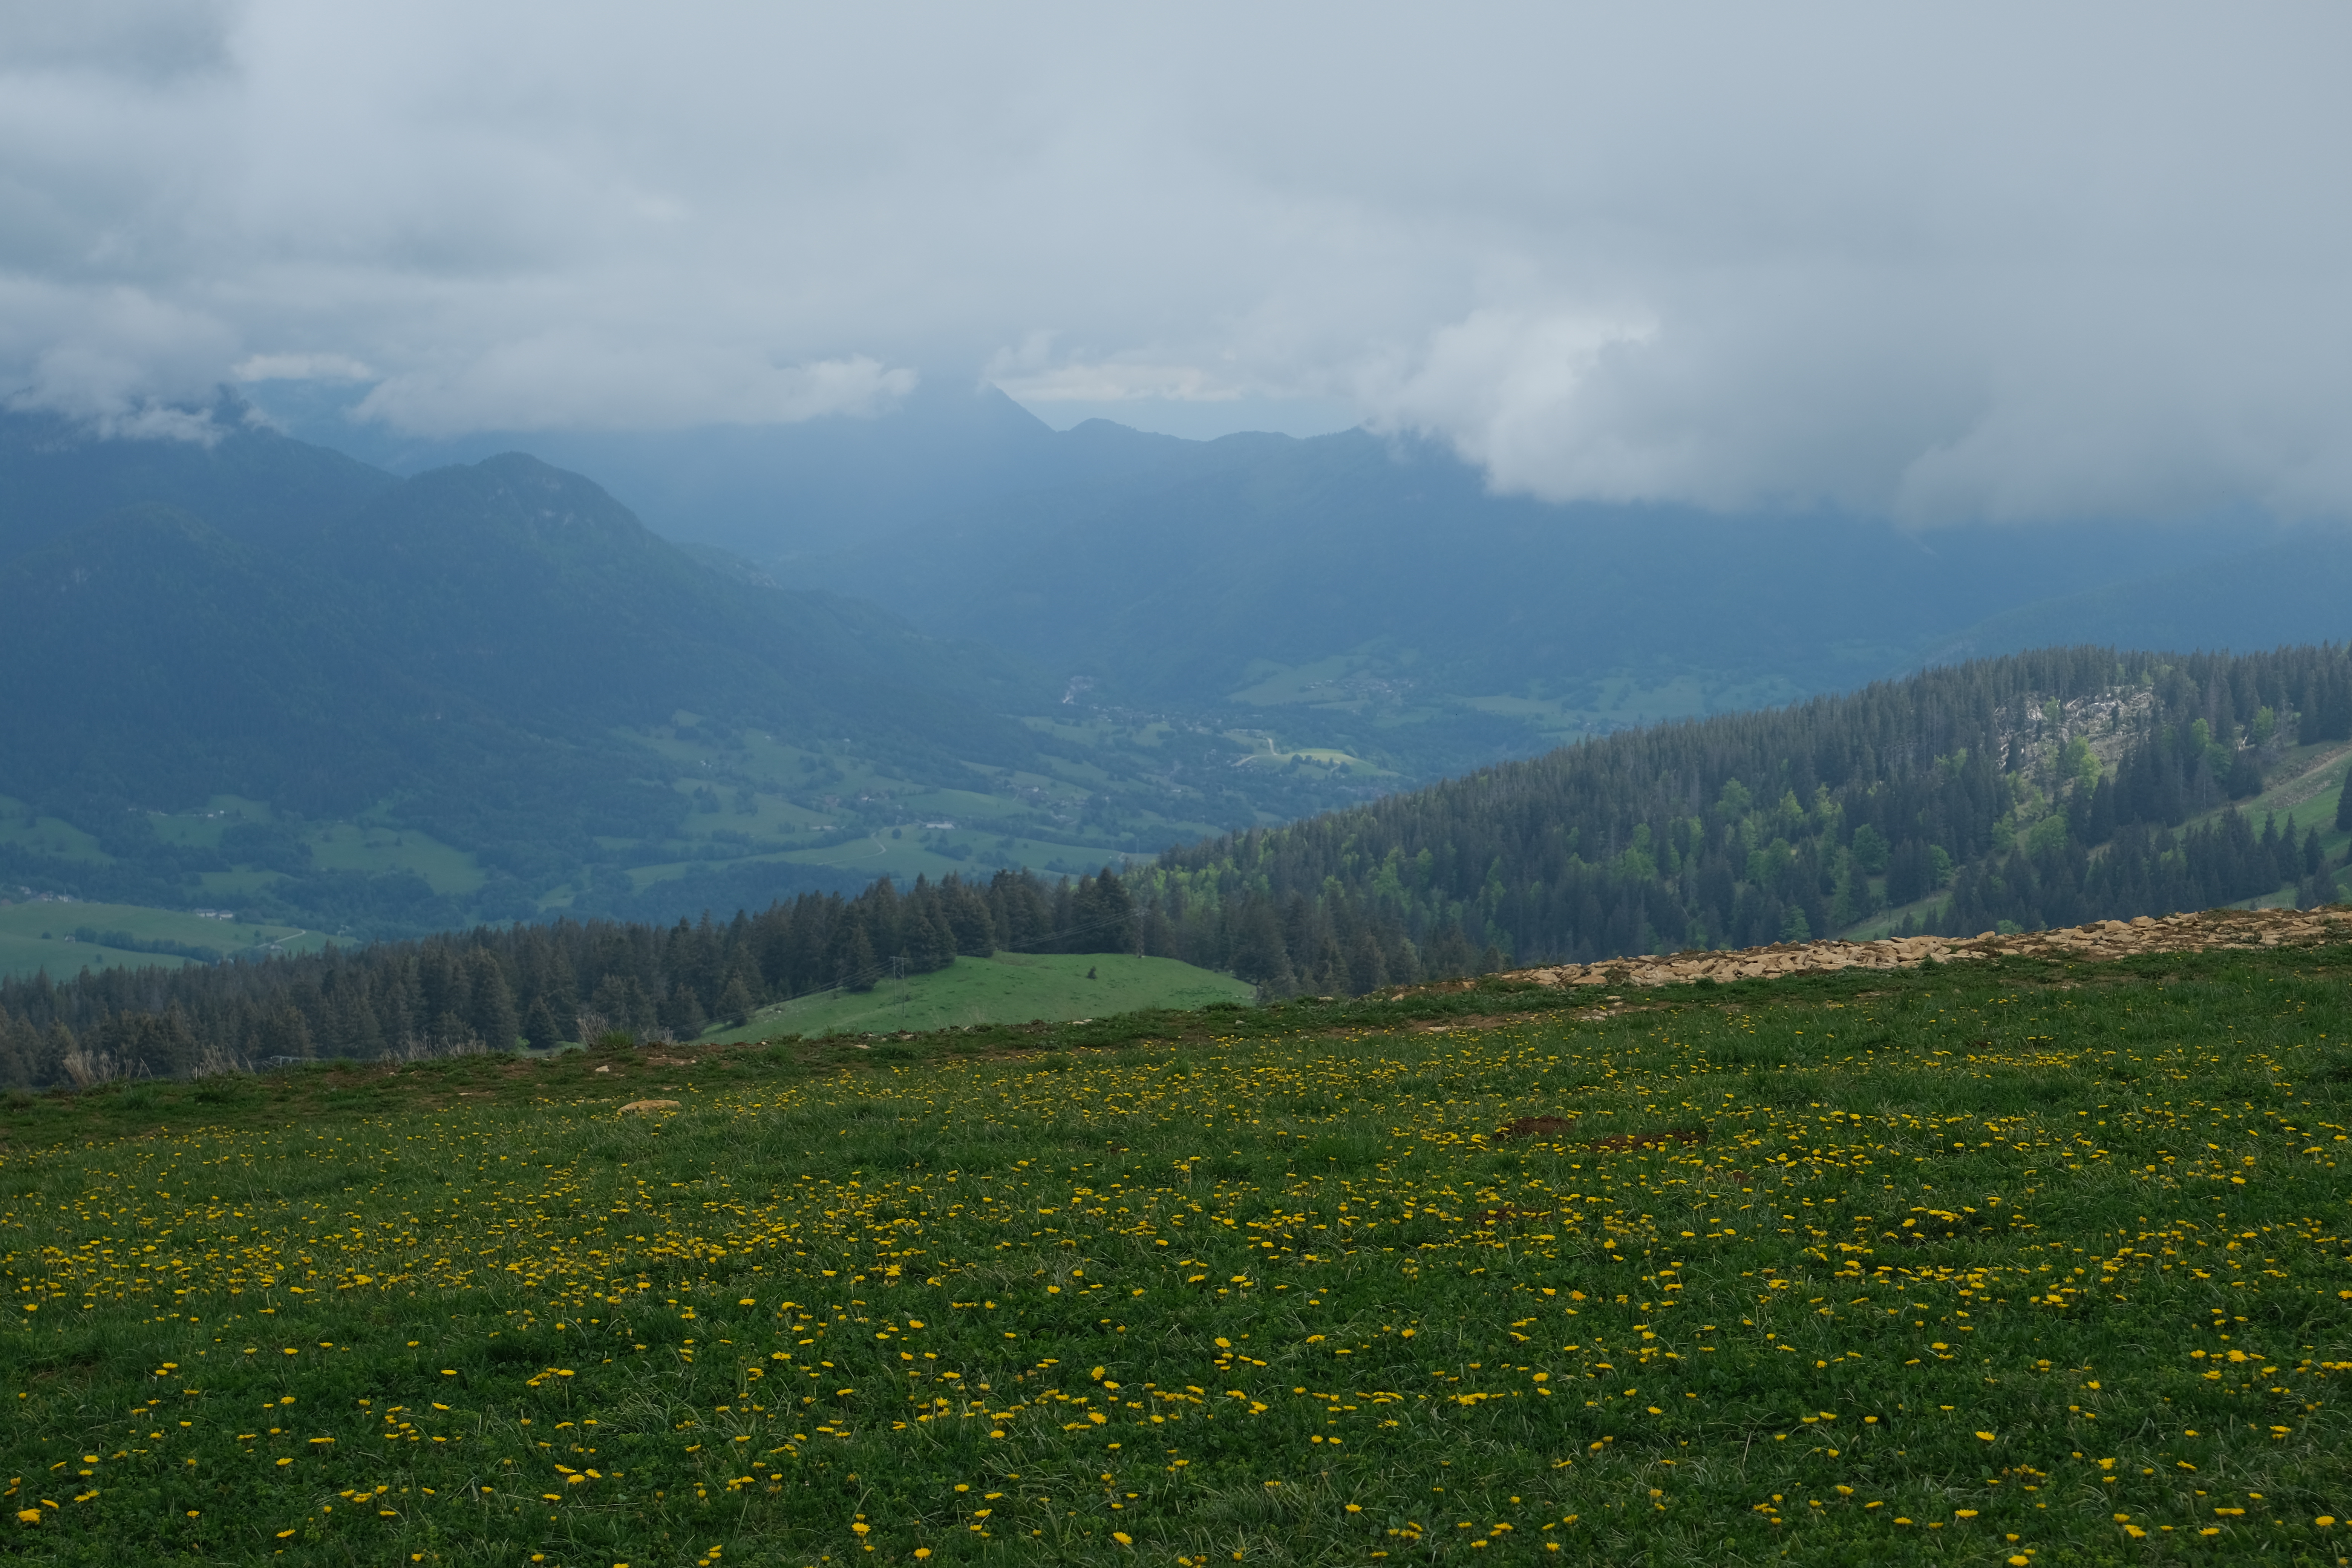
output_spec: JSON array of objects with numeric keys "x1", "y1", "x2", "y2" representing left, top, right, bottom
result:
[
  {"x1": 1463, "y1": 904, "x2": 2352, "y2": 997},
  {"x1": 1498, "y1": 1114, "x2": 1577, "y2": 1139}
]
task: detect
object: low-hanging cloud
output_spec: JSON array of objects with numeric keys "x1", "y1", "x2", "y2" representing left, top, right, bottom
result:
[{"x1": 2, "y1": 1, "x2": 2348, "y2": 523}]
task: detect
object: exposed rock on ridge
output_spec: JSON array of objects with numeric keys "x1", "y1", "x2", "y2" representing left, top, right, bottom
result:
[{"x1": 1482, "y1": 904, "x2": 2350, "y2": 992}]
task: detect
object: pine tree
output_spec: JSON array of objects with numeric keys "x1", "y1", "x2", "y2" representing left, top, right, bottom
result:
[
  {"x1": 252, "y1": 1002, "x2": 314, "y2": 1062},
  {"x1": 660, "y1": 983, "x2": 707, "y2": 1039},
  {"x1": 834, "y1": 919, "x2": 878, "y2": 992},
  {"x1": 465, "y1": 950, "x2": 521, "y2": 1050},
  {"x1": 717, "y1": 975, "x2": 756, "y2": 1029},
  {"x1": 523, "y1": 995, "x2": 565, "y2": 1052},
  {"x1": 1073, "y1": 868, "x2": 1134, "y2": 953},
  {"x1": 1225, "y1": 899, "x2": 1292, "y2": 987}
]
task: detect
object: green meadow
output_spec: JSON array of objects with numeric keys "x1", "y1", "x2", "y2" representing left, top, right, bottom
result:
[
  {"x1": 704, "y1": 953, "x2": 1257, "y2": 1042},
  {"x1": 0, "y1": 902, "x2": 322, "y2": 983},
  {"x1": 3, "y1": 943, "x2": 2351, "y2": 1565}
]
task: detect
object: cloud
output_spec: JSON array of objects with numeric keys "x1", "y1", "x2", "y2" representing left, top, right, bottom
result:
[
  {"x1": 0, "y1": 1, "x2": 236, "y2": 82},
  {"x1": 988, "y1": 349, "x2": 1248, "y2": 406},
  {"x1": 0, "y1": 2, "x2": 2347, "y2": 520},
  {"x1": 233, "y1": 352, "x2": 375, "y2": 383},
  {"x1": 351, "y1": 345, "x2": 918, "y2": 436}
]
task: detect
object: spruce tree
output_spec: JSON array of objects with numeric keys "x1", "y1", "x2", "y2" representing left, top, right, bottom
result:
[
  {"x1": 523, "y1": 995, "x2": 565, "y2": 1052},
  {"x1": 465, "y1": 950, "x2": 521, "y2": 1050}
]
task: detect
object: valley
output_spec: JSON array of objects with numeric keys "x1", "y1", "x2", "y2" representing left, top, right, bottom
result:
[{"x1": 0, "y1": 898, "x2": 321, "y2": 982}]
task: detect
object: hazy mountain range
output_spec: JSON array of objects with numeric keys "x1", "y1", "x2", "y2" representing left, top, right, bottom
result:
[
  {"x1": 4, "y1": 385, "x2": 2347, "y2": 938},
  {"x1": 279, "y1": 381, "x2": 2344, "y2": 730}
]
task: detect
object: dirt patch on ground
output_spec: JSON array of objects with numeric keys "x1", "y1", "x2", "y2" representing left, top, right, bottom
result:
[
  {"x1": 1475, "y1": 904, "x2": 2352, "y2": 995},
  {"x1": 1498, "y1": 1114, "x2": 1577, "y2": 1139},
  {"x1": 1494, "y1": 1114, "x2": 1704, "y2": 1153}
]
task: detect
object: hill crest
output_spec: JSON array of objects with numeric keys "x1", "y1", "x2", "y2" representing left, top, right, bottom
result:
[{"x1": 1465, "y1": 901, "x2": 2345, "y2": 998}]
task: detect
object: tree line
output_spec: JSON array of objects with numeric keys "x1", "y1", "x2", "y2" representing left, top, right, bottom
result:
[
  {"x1": 5, "y1": 642, "x2": 2349, "y2": 1086},
  {"x1": 0, "y1": 866, "x2": 1147, "y2": 1088}
]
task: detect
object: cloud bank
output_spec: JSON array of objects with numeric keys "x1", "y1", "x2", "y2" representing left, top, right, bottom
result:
[{"x1": 2, "y1": 2, "x2": 2348, "y2": 522}]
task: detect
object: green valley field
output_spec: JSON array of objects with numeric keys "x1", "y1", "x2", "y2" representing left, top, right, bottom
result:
[
  {"x1": 0, "y1": 900, "x2": 323, "y2": 982},
  {"x1": 706, "y1": 952, "x2": 1256, "y2": 1042},
  {"x1": 4, "y1": 934, "x2": 2351, "y2": 1565}
]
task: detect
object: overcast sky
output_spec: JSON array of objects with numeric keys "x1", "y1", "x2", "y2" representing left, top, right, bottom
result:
[{"x1": 3, "y1": 2, "x2": 2348, "y2": 523}]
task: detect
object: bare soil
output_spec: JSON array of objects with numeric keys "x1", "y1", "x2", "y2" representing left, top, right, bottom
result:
[{"x1": 1487, "y1": 903, "x2": 2352, "y2": 994}]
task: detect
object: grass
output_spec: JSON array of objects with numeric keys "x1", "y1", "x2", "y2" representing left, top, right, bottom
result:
[
  {"x1": 0, "y1": 930, "x2": 204, "y2": 983},
  {"x1": 701, "y1": 953, "x2": 1257, "y2": 1043},
  {"x1": 304, "y1": 823, "x2": 485, "y2": 897},
  {"x1": 0, "y1": 901, "x2": 321, "y2": 982},
  {"x1": 4, "y1": 945, "x2": 2352, "y2": 1564}
]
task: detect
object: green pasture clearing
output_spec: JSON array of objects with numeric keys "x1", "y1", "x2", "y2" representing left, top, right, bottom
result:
[
  {"x1": 2228, "y1": 741, "x2": 2352, "y2": 850},
  {"x1": 614, "y1": 836, "x2": 960, "y2": 893},
  {"x1": 0, "y1": 901, "x2": 319, "y2": 981},
  {"x1": 4, "y1": 941, "x2": 2352, "y2": 1563},
  {"x1": 140, "y1": 796, "x2": 271, "y2": 852},
  {"x1": 0, "y1": 807, "x2": 106, "y2": 865},
  {"x1": 1465, "y1": 669, "x2": 1815, "y2": 738},
  {"x1": 1227, "y1": 649, "x2": 1412, "y2": 710},
  {"x1": 1222, "y1": 732, "x2": 1385, "y2": 774},
  {"x1": 303, "y1": 822, "x2": 485, "y2": 896},
  {"x1": 705, "y1": 952, "x2": 1256, "y2": 1042},
  {"x1": 0, "y1": 933, "x2": 196, "y2": 982}
]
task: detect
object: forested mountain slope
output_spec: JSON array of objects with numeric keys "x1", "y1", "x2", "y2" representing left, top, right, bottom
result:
[
  {"x1": 1072, "y1": 645, "x2": 2349, "y2": 994},
  {"x1": 0, "y1": 412, "x2": 1119, "y2": 932},
  {"x1": 0, "y1": 399, "x2": 395, "y2": 558}
]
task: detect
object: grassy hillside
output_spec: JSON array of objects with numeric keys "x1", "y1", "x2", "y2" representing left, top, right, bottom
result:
[
  {"x1": 703, "y1": 951, "x2": 1255, "y2": 1041},
  {"x1": 5, "y1": 936, "x2": 2349, "y2": 1563},
  {"x1": 1842, "y1": 739, "x2": 2352, "y2": 940}
]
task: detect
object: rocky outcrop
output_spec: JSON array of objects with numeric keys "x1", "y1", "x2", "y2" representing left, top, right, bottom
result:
[{"x1": 1485, "y1": 904, "x2": 2351, "y2": 993}]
